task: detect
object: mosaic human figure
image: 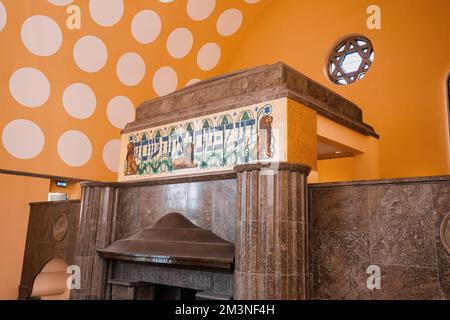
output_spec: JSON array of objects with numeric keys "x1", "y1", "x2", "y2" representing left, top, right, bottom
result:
[
  {"x1": 124, "y1": 142, "x2": 138, "y2": 175},
  {"x1": 253, "y1": 115, "x2": 273, "y2": 159}
]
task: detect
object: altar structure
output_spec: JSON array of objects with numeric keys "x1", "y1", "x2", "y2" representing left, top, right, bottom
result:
[
  {"x1": 19, "y1": 63, "x2": 449, "y2": 300},
  {"x1": 76, "y1": 62, "x2": 379, "y2": 300}
]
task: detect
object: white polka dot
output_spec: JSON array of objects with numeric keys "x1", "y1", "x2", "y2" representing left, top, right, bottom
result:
[
  {"x1": 2, "y1": 119, "x2": 44, "y2": 159},
  {"x1": 159, "y1": 0, "x2": 174, "y2": 2},
  {"x1": 103, "y1": 139, "x2": 121, "y2": 172},
  {"x1": 73, "y1": 35, "x2": 108, "y2": 73},
  {"x1": 244, "y1": 0, "x2": 261, "y2": 3},
  {"x1": 153, "y1": 67, "x2": 178, "y2": 97},
  {"x1": 107, "y1": 96, "x2": 135, "y2": 129},
  {"x1": 47, "y1": 0, "x2": 73, "y2": 6},
  {"x1": 116, "y1": 52, "x2": 146, "y2": 86},
  {"x1": 9, "y1": 67, "x2": 50, "y2": 108},
  {"x1": 217, "y1": 9, "x2": 243, "y2": 36},
  {"x1": 186, "y1": 78, "x2": 200, "y2": 87},
  {"x1": 187, "y1": 0, "x2": 216, "y2": 21},
  {"x1": 21, "y1": 15, "x2": 62, "y2": 57},
  {"x1": 0, "y1": 1, "x2": 7, "y2": 32},
  {"x1": 57, "y1": 130, "x2": 92, "y2": 167},
  {"x1": 131, "y1": 10, "x2": 161, "y2": 44},
  {"x1": 89, "y1": 0, "x2": 124, "y2": 27},
  {"x1": 63, "y1": 83, "x2": 96, "y2": 119},
  {"x1": 197, "y1": 43, "x2": 221, "y2": 71},
  {"x1": 167, "y1": 28, "x2": 194, "y2": 59}
]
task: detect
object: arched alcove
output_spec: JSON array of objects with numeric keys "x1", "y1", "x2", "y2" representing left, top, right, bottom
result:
[{"x1": 30, "y1": 258, "x2": 70, "y2": 300}]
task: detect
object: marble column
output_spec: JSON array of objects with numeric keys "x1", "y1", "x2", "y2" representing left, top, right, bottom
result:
[
  {"x1": 234, "y1": 162, "x2": 311, "y2": 300},
  {"x1": 70, "y1": 185, "x2": 120, "y2": 300}
]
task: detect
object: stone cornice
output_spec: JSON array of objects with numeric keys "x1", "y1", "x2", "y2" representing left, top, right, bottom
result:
[{"x1": 124, "y1": 62, "x2": 378, "y2": 138}]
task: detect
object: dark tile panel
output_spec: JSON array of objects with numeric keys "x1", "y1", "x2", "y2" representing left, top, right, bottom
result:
[
  {"x1": 431, "y1": 182, "x2": 450, "y2": 214},
  {"x1": 310, "y1": 179, "x2": 450, "y2": 300},
  {"x1": 236, "y1": 220, "x2": 306, "y2": 276},
  {"x1": 431, "y1": 183, "x2": 450, "y2": 299},
  {"x1": 310, "y1": 230, "x2": 372, "y2": 300},
  {"x1": 113, "y1": 262, "x2": 233, "y2": 296},
  {"x1": 136, "y1": 180, "x2": 236, "y2": 242},
  {"x1": 210, "y1": 180, "x2": 236, "y2": 242},
  {"x1": 234, "y1": 271, "x2": 307, "y2": 300},
  {"x1": 311, "y1": 186, "x2": 369, "y2": 232},
  {"x1": 369, "y1": 184, "x2": 436, "y2": 268},
  {"x1": 117, "y1": 188, "x2": 142, "y2": 239},
  {"x1": 73, "y1": 256, "x2": 94, "y2": 298},
  {"x1": 435, "y1": 241, "x2": 450, "y2": 299},
  {"x1": 373, "y1": 265, "x2": 443, "y2": 300},
  {"x1": 139, "y1": 184, "x2": 183, "y2": 228},
  {"x1": 71, "y1": 186, "x2": 120, "y2": 299}
]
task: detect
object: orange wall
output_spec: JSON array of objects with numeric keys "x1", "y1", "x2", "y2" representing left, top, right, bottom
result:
[
  {"x1": 0, "y1": 173, "x2": 50, "y2": 299},
  {"x1": 317, "y1": 157, "x2": 356, "y2": 182},
  {"x1": 0, "y1": 0, "x2": 266, "y2": 181},
  {"x1": 223, "y1": 0, "x2": 450, "y2": 179}
]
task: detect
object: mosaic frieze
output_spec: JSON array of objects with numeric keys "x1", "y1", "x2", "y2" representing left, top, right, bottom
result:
[{"x1": 118, "y1": 100, "x2": 285, "y2": 181}]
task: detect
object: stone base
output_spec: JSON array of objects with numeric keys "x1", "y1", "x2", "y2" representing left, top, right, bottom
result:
[{"x1": 234, "y1": 162, "x2": 311, "y2": 300}]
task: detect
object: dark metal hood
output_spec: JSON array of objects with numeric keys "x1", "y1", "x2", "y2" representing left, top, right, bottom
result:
[{"x1": 98, "y1": 213, "x2": 234, "y2": 270}]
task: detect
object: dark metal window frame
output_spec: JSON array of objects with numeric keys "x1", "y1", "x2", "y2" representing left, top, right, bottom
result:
[{"x1": 328, "y1": 36, "x2": 374, "y2": 85}]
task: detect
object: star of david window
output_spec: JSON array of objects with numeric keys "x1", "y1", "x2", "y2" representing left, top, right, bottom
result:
[{"x1": 328, "y1": 36, "x2": 374, "y2": 85}]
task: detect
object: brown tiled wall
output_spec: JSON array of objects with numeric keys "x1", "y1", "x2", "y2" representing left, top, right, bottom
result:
[
  {"x1": 309, "y1": 178, "x2": 450, "y2": 300},
  {"x1": 68, "y1": 174, "x2": 449, "y2": 300}
]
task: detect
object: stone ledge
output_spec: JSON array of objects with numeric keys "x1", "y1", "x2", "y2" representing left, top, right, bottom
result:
[
  {"x1": 309, "y1": 175, "x2": 450, "y2": 188},
  {"x1": 29, "y1": 199, "x2": 81, "y2": 206},
  {"x1": 80, "y1": 170, "x2": 236, "y2": 188},
  {"x1": 234, "y1": 162, "x2": 311, "y2": 175}
]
